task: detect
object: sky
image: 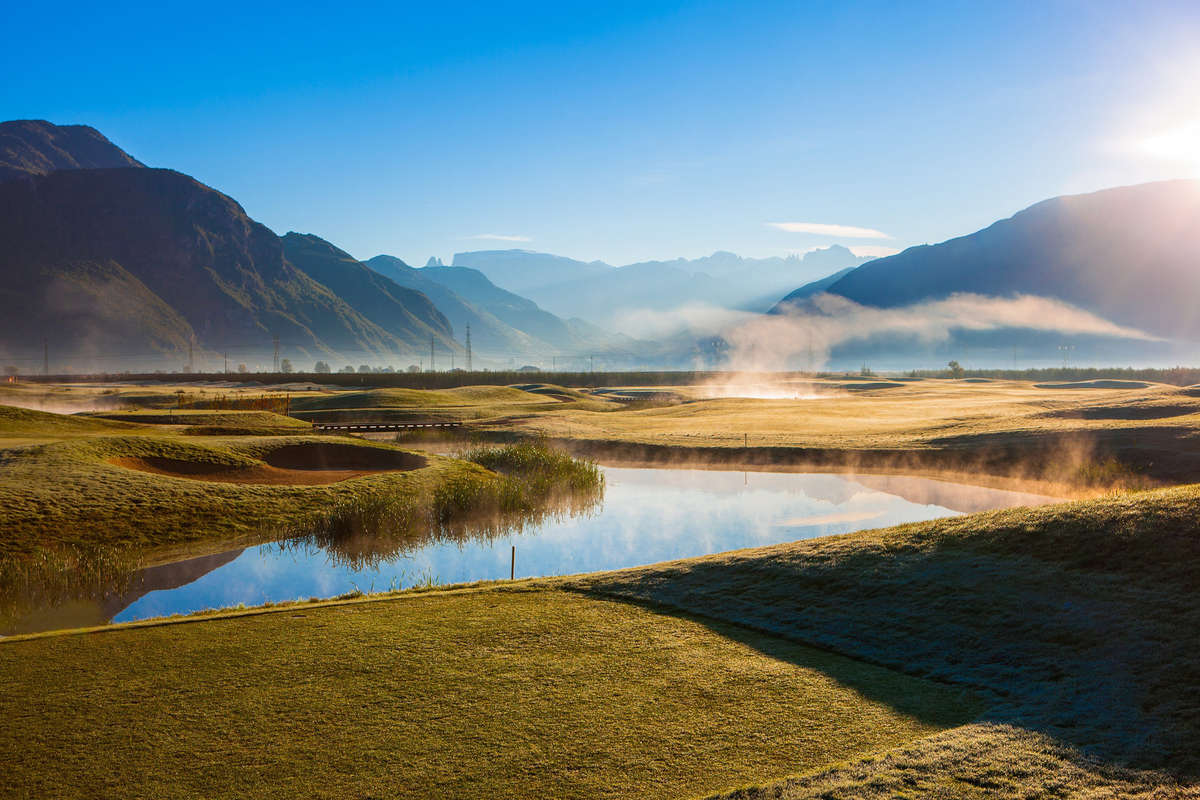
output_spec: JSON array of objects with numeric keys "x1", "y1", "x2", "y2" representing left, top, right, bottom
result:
[{"x1": 4, "y1": 0, "x2": 1200, "y2": 270}]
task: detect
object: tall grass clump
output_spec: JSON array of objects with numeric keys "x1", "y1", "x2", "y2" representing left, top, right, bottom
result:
[
  {"x1": 285, "y1": 442, "x2": 604, "y2": 569},
  {"x1": 462, "y1": 440, "x2": 604, "y2": 498},
  {"x1": 0, "y1": 544, "x2": 145, "y2": 629}
]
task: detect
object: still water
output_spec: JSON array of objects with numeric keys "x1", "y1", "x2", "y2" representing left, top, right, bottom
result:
[{"x1": 105, "y1": 466, "x2": 1054, "y2": 626}]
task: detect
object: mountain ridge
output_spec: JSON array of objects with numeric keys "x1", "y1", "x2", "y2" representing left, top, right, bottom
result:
[
  {"x1": 799, "y1": 179, "x2": 1200, "y2": 340},
  {"x1": 0, "y1": 119, "x2": 143, "y2": 183}
]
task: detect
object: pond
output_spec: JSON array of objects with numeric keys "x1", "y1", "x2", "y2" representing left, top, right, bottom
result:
[{"x1": 3, "y1": 466, "x2": 1057, "y2": 634}]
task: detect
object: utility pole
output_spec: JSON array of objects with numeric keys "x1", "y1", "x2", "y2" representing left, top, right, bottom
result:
[
  {"x1": 187, "y1": 339, "x2": 194, "y2": 373},
  {"x1": 224, "y1": 351, "x2": 228, "y2": 374},
  {"x1": 43, "y1": 338, "x2": 48, "y2": 376},
  {"x1": 430, "y1": 336, "x2": 435, "y2": 372},
  {"x1": 272, "y1": 336, "x2": 280, "y2": 372},
  {"x1": 465, "y1": 325, "x2": 472, "y2": 372}
]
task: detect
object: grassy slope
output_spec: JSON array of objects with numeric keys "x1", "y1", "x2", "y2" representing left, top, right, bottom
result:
[
  {"x1": 0, "y1": 589, "x2": 975, "y2": 800},
  {"x1": 562, "y1": 484, "x2": 1200, "y2": 794},
  {"x1": 88, "y1": 409, "x2": 310, "y2": 428},
  {"x1": 0, "y1": 426, "x2": 465, "y2": 556}
]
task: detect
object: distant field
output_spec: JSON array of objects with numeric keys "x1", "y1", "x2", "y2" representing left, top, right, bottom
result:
[
  {"x1": 0, "y1": 589, "x2": 975, "y2": 800},
  {"x1": 477, "y1": 379, "x2": 1200, "y2": 487}
]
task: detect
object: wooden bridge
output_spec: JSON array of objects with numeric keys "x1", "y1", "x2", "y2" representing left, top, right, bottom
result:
[{"x1": 311, "y1": 421, "x2": 464, "y2": 433}]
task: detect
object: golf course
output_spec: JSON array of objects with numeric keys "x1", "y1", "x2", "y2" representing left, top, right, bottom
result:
[{"x1": 0, "y1": 373, "x2": 1197, "y2": 797}]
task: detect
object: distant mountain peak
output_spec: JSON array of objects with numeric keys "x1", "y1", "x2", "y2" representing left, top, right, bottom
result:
[
  {"x1": 425, "y1": 256, "x2": 444, "y2": 267},
  {"x1": 0, "y1": 119, "x2": 144, "y2": 183}
]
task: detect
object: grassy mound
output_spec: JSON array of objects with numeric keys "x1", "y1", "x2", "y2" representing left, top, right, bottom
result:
[
  {"x1": 0, "y1": 433, "x2": 452, "y2": 557},
  {"x1": 0, "y1": 405, "x2": 136, "y2": 435},
  {"x1": 0, "y1": 589, "x2": 976, "y2": 800},
  {"x1": 90, "y1": 409, "x2": 310, "y2": 428}
]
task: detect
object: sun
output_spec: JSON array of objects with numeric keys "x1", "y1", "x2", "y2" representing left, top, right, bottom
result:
[{"x1": 1137, "y1": 117, "x2": 1200, "y2": 174}]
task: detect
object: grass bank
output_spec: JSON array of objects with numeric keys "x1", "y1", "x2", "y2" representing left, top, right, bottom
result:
[
  {"x1": 0, "y1": 588, "x2": 975, "y2": 800},
  {"x1": 562, "y1": 483, "x2": 1200, "y2": 794}
]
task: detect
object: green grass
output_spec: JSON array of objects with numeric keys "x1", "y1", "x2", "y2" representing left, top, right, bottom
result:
[
  {"x1": 89, "y1": 409, "x2": 311, "y2": 428},
  {"x1": 0, "y1": 588, "x2": 977, "y2": 800},
  {"x1": 0, "y1": 404, "x2": 137, "y2": 436},
  {"x1": 566, "y1": 482, "x2": 1200, "y2": 790},
  {"x1": 0, "y1": 432, "x2": 445, "y2": 555}
]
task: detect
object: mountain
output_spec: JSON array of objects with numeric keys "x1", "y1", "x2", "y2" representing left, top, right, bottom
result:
[
  {"x1": 281, "y1": 234, "x2": 455, "y2": 352},
  {"x1": 419, "y1": 266, "x2": 577, "y2": 345},
  {"x1": 454, "y1": 246, "x2": 871, "y2": 326},
  {"x1": 0, "y1": 119, "x2": 143, "y2": 182},
  {"x1": 405, "y1": 261, "x2": 640, "y2": 359},
  {"x1": 803, "y1": 180, "x2": 1200, "y2": 341},
  {"x1": 769, "y1": 266, "x2": 859, "y2": 311},
  {"x1": 0, "y1": 121, "x2": 449, "y2": 370},
  {"x1": 365, "y1": 255, "x2": 544, "y2": 357},
  {"x1": 622, "y1": 246, "x2": 871, "y2": 302},
  {"x1": 451, "y1": 250, "x2": 612, "y2": 294}
]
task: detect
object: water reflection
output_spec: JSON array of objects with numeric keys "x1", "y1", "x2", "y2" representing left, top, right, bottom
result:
[{"x1": 3, "y1": 467, "x2": 1056, "y2": 634}]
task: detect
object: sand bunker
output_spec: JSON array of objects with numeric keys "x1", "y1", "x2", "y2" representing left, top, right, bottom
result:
[
  {"x1": 109, "y1": 443, "x2": 426, "y2": 485},
  {"x1": 1034, "y1": 380, "x2": 1150, "y2": 390}
]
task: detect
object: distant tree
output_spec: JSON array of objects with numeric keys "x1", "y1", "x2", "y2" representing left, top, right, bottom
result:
[
  {"x1": 280, "y1": 358, "x2": 293, "y2": 374},
  {"x1": 381, "y1": 365, "x2": 395, "y2": 373},
  {"x1": 237, "y1": 363, "x2": 248, "y2": 374},
  {"x1": 947, "y1": 360, "x2": 965, "y2": 378},
  {"x1": 860, "y1": 364, "x2": 875, "y2": 377},
  {"x1": 358, "y1": 364, "x2": 371, "y2": 373},
  {"x1": 340, "y1": 365, "x2": 355, "y2": 373},
  {"x1": 406, "y1": 364, "x2": 421, "y2": 373},
  {"x1": 313, "y1": 361, "x2": 331, "y2": 374}
]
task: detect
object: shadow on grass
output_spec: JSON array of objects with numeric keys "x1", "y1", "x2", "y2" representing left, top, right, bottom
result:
[
  {"x1": 584, "y1": 590, "x2": 985, "y2": 732},
  {"x1": 564, "y1": 489, "x2": 1200, "y2": 780}
]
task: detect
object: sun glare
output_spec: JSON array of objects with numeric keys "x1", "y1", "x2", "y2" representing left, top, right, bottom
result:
[{"x1": 1137, "y1": 117, "x2": 1200, "y2": 174}]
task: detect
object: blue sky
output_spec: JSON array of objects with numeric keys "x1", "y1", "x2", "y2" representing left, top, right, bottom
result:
[{"x1": 4, "y1": 0, "x2": 1200, "y2": 272}]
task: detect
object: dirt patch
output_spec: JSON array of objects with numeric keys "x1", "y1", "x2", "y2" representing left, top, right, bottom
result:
[
  {"x1": 262, "y1": 443, "x2": 426, "y2": 471},
  {"x1": 109, "y1": 445, "x2": 426, "y2": 486}
]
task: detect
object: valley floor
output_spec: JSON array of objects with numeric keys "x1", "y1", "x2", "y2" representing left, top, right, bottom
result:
[{"x1": 4, "y1": 377, "x2": 1200, "y2": 797}]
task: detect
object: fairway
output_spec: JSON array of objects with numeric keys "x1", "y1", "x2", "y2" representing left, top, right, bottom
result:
[{"x1": 0, "y1": 589, "x2": 975, "y2": 800}]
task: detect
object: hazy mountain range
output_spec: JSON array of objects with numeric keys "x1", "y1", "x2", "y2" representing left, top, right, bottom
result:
[
  {"x1": 3, "y1": 118, "x2": 1199, "y2": 372},
  {"x1": 451, "y1": 246, "x2": 874, "y2": 327},
  {"x1": 775, "y1": 180, "x2": 1200, "y2": 342},
  {"x1": 764, "y1": 180, "x2": 1200, "y2": 368}
]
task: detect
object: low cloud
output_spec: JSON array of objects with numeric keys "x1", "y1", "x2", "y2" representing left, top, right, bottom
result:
[
  {"x1": 729, "y1": 293, "x2": 1161, "y2": 371},
  {"x1": 768, "y1": 222, "x2": 892, "y2": 239},
  {"x1": 613, "y1": 303, "x2": 753, "y2": 341},
  {"x1": 466, "y1": 233, "x2": 532, "y2": 242}
]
